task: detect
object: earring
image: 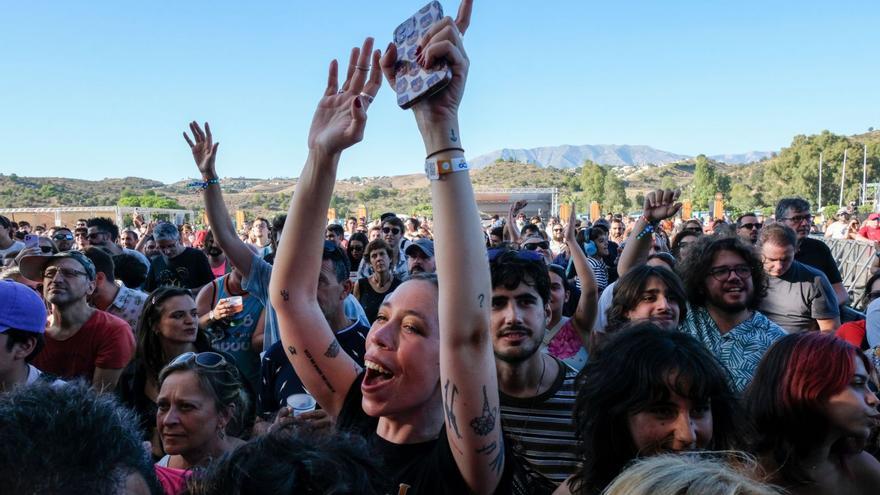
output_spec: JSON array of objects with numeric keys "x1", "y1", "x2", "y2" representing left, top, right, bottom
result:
[{"x1": 217, "y1": 427, "x2": 225, "y2": 440}]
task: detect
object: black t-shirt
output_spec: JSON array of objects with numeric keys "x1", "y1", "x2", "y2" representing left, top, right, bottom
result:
[
  {"x1": 337, "y1": 373, "x2": 527, "y2": 495},
  {"x1": 796, "y1": 237, "x2": 843, "y2": 285},
  {"x1": 144, "y1": 247, "x2": 214, "y2": 292},
  {"x1": 258, "y1": 321, "x2": 368, "y2": 416}
]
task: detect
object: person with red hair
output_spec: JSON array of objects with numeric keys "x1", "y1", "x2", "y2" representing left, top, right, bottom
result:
[{"x1": 744, "y1": 332, "x2": 880, "y2": 494}]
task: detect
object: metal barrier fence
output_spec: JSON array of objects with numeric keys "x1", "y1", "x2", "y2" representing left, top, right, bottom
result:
[{"x1": 819, "y1": 236, "x2": 876, "y2": 311}]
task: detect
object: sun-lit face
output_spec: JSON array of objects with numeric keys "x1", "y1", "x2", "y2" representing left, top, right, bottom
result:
[
  {"x1": 779, "y1": 208, "x2": 812, "y2": 240},
  {"x1": 824, "y1": 357, "x2": 880, "y2": 440},
  {"x1": 156, "y1": 295, "x2": 199, "y2": 345},
  {"x1": 547, "y1": 271, "x2": 568, "y2": 320},
  {"x1": 369, "y1": 248, "x2": 391, "y2": 273},
  {"x1": 624, "y1": 276, "x2": 681, "y2": 331},
  {"x1": 491, "y1": 279, "x2": 550, "y2": 364},
  {"x1": 761, "y1": 241, "x2": 795, "y2": 277},
  {"x1": 157, "y1": 370, "x2": 229, "y2": 459},
  {"x1": 156, "y1": 238, "x2": 184, "y2": 259},
  {"x1": 361, "y1": 280, "x2": 441, "y2": 419},
  {"x1": 43, "y1": 258, "x2": 94, "y2": 306},
  {"x1": 704, "y1": 250, "x2": 754, "y2": 312}
]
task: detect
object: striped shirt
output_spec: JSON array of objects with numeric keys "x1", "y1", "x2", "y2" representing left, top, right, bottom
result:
[{"x1": 500, "y1": 357, "x2": 580, "y2": 485}]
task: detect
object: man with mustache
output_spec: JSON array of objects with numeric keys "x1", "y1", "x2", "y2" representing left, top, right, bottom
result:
[
  {"x1": 490, "y1": 249, "x2": 579, "y2": 490},
  {"x1": 404, "y1": 238, "x2": 436, "y2": 276},
  {"x1": 775, "y1": 197, "x2": 849, "y2": 306}
]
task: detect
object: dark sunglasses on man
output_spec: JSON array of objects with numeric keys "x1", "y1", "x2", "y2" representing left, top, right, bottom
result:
[
  {"x1": 738, "y1": 222, "x2": 762, "y2": 230},
  {"x1": 523, "y1": 241, "x2": 550, "y2": 251},
  {"x1": 382, "y1": 227, "x2": 401, "y2": 235},
  {"x1": 53, "y1": 233, "x2": 74, "y2": 241}
]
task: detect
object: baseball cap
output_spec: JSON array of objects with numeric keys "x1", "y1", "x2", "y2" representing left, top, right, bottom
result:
[
  {"x1": 19, "y1": 251, "x2": 97, "y2": 282},
  {"x1": 869, "y1": 213, "x2": 880, "y2": 221},
  {"x1": 0, "y1": 281, "x2": 47, "y2": 334},
  {"x1": 836, "y1": 207, "x2": 849, "y2": 216},
  {"x1": 405, "y1": 238, "x2": 435, "y2": 258}
]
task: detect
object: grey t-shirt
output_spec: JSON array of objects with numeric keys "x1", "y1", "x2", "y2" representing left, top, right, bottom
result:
[{"x1": 759, "y1": 260, "x2": 839, "y2": 333}]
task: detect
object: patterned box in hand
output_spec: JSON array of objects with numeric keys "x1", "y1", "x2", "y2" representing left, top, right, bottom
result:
[{"x1": 393, "y1": 1, "x2": 452, "y2": 109}]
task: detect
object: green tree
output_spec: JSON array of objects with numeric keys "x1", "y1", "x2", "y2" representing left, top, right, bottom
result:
[
  {"x1": 691, "y1": 154, "x2": 718, "y2": 210},
  {"x1": 579, "y1": 160, "x2": 606, "y2": 204},
  {"x1": 728, "y1": 183, "x2": 759, "y2": 213},
  {"x1": 603, "y1": 172, "x2": 629, "y2": 213}
]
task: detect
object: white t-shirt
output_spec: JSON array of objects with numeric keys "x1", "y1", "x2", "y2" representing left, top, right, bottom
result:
[
  {"x1": 25, "y1": 364, "x2": 66, "y2": 387},
  {"x1": 0, "y1": 240, "x2": 25, "y2": 260}
]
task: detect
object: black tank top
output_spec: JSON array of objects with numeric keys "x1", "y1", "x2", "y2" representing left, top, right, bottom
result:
[{"x1": 357, "y1": 276, "x2": 403, "y2": 323}]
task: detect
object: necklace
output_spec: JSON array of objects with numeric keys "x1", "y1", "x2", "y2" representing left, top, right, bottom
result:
[{"x1": 533, "y1": 353, "x2": 548, "y2": 397}]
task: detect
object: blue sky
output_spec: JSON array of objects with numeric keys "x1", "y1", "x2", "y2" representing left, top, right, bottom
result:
[{"x1": 0, "y1": 1, "x2": 877, "y2": 183}]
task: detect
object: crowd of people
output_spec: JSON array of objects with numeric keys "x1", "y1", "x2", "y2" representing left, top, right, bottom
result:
[{"x1": 1, "y1": 2, "x2": 879, "y2": 494}]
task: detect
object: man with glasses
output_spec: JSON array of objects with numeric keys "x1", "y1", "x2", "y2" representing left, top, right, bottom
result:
[
  {"x1": 775, "y1": 198, "x2": 849, "y2": 305},
  {"x1": 758, "y1": 224, "x2": 839, "y2": 334},
  {"x1": 48, "y1": 227, "x2": 75, "y2": 252},
  {"x1": 19, "y1": 251, "x2": 134, "y2": 391},
  {"x1": 735, "y1": 213, "x2": 762, "y2": 245},
  {"x1": 0, "y1": 216, "x2": 24, "y2": 262},
  {"x1": 677, "y1": 234, "x2": 785, "y2": 393},
  {"x1": 144, "y1": 222, "x2": 214, "y2": 294},
  {"x1": 521, "y1": 236, "x2": 554, "y2": 265}
]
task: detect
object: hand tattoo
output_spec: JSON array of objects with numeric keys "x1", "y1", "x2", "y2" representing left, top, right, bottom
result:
[
  {"x1": 469, "y1": 385, "x2": 497, "y2": 436},
  {"x1": 443, "y1": 380, "x2": 463, "y2": 439},
  {"x1": 324, "y1": 340, "x2": 340, "y2": 358}
]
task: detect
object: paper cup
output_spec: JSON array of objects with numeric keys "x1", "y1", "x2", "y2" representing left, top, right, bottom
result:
[{"x1": 286, "y1": 393, "x2": 317, "y2": 416}]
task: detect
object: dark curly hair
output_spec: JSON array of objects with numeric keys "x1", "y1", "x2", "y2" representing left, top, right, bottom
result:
[
  {"x1": 604, "y1": 265, "x2": 688, "y2": 336},
  {"x1": 0, "y1": 380, "x2": 163, "y2": 495},
  {"x1": 186, "y1": 430, "x2": 389, "y2": 495},
  {"x1": 675, "y1": 235, "x2": 766, "y2": 310},
  {"x1": 489, "y1": 249, "x2": 551, "y2": 305},
  {"x1": 569, "y1": 323, "x2": 742, "y2": 495}
]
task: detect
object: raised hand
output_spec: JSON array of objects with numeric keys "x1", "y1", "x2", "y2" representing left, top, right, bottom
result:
[
  {"x1": 380, "y1": 0, "x2": 473, "y2": 134},
  {"x1": 509, "y1": 199, "x2": 527, "y2": 217},
  {"x1": 563, "y1": 203, "x2": 578, "y2": 244},
  {"x1": 183, "y1": 121, "x2": 219, "y2": 177},
  {"x1": 643, "y1": 189, "x2": 682, "y2": 223},
  {"x1": 308, "y1": 37, "x2": 382, "y2": 156}
]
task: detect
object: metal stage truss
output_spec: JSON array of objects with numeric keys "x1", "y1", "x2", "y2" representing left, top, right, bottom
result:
[
  {"x1": 0, "y1": 206, "x2": 196, "y2": 228},
  {"x1": 474, "y1": 187, "x2": 559, "y2": 219}
]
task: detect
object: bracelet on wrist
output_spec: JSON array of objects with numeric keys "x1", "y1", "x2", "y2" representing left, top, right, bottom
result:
[
  {"x1": 187, "y1": 177, "x2": 220, "y2": 192},
  {"x1": 426, "y1": 147, "x2": 465, "y2": 160},
  {"x1": 425, "y1": 156, "x2": 469, "y2": 181}
]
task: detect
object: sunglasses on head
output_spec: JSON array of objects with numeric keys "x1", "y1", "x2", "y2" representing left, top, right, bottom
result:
[
  {"x1": 169, "y1": 351, "x2": 227, "y2": 369},
  {"x1": 523, "y1": 241, "x2": 549, "y2": 251},
  {"x1": 382, "y1": 227, "x2": 401, "y2": 235}
]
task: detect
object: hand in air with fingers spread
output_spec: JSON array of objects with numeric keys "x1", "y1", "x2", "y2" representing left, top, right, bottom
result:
[
  {"x1": 183, "y1": 122, "x2": 219, "y2": 177},
  {"x1": 308, "y1": 37, "x2": 383, "y2": 157},
  {"x1": 643, "y1": 189, "x2": 683, "y2": 223}
]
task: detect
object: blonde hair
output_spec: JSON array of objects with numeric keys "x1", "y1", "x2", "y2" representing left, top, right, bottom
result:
[{"x1": 602, "y1": 452, "x2": 783, "y2": 495}]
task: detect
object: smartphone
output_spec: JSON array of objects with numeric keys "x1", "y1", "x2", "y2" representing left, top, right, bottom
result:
[
  {"x1": 24, "y1": 234, "x2": 40, "y2": 249},
  {"x1": 392, "y1": 1, "x2": 453, "y2": 109}
]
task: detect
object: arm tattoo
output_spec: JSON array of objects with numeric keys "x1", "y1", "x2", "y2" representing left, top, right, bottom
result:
[
  {"x1": 443, "y1": 380, "x2": 463, "y2": 439},
  {"x1": 280, "y1": 289, "x2": 289, "y2": 301},
  {"x1": 287, "y1": 345, "x2": 297, "y2": 356},
  {"x1": 477, "y1": 293, "x2": 485, "y2": 308},
  {"x1": 476, "y1": 439, "x2": 505, "y2": 476},
  {"x1": 450, "y1": 128, "x2": 458, "y2": 143},
  {"x1": 324, "y1": 340, "x2": 340, "y2": 358},
  {"x1": 303, "y1": 349, "x2": 336, "y2": 393},
  {"x1": 469, "y1": 385, "x2": 498, "y2": 436}
]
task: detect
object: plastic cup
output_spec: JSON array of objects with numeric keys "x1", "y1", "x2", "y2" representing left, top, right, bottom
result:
[
  {"x1": 286, "y1": 393, "x2": 317, "y2": 416},
  {"x1": 224, "y1": 296, "x2": 244, "y2": 314}
]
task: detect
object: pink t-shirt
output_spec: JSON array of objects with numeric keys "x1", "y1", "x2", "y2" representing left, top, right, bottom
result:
[
  {"x1": 546, "y1": 319, "x2": 582, "y2": 359},
  {"x1": 33, "y1": 310, "x2": 135, "y2": 380},
  {"x1": 154, "y1": 466, "x2": 190, "y2": 495}
]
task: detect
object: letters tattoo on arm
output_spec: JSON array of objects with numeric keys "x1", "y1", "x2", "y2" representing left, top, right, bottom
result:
[
  {"x1": 324, "y1": 340, "x2": 340, "y2": 358},
  {"x1": 476, "y1": 439, "x2": 505, "y2": 476},
  {"x1": 303, "y1": 349, "x2": 336, "y2": 393},
  {"x1": 443, "y1": 380, "x2": 463, "y2": 439},
  {"x1": 469, "y1": 385, "x2": 498, "y2": 436}
]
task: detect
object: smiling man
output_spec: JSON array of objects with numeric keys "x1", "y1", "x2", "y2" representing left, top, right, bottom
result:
[{"x1": 676, "y1": 235, "x2": 786, "y2": 393}]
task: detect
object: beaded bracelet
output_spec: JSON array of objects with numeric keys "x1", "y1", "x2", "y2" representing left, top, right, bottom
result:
[
  {"x1": 635, "y1": 215, "x2": 659, "y2": 240},
  {"x1": 187, "y1": 178, "x2": 220, "y2": 192}
]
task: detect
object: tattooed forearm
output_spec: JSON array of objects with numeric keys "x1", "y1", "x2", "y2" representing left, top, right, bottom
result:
[
  {"x1": 450, "y1": 128, "x2": 458, "y2": 143},
  {"x1": 303, "y1": 349, "x2": 336, "y2": 393},
  {"x1": 469, "y1": 385, "x2": 498, "y2": 436},
  {"x1": 280, "y1": 289, "x2": 289, "y2": 301},
  {"x1": 476, "y1": 439, "x2": 505, "y2": 476},
  {"x1": 324, "y1": 340, "x2": 340, "y2": 358},
  {"x1": 477, "y1": 293, "x2": 484, "y2": 308},
  {"x1": 287, "y1": 345, "x2": 297, "y2": 356},
  {"x1": 443, "y1": 380, "x2": 463, "y2": 439}
]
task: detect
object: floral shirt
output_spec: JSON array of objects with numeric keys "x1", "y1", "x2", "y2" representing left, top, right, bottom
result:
[
  {"x1": 680, "y1": 305, "x2": 786, "y2": 393},
  {"x1": 106, "y1": 284, "x2": 148, "y2": 333}
]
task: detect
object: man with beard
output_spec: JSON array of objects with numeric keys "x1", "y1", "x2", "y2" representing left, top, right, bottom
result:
[
  {"x1": 490, "y1": 249, "x2": 579, "y2": 490},
  {"x1": 775, "y1": 197, "x2": 849, "y2": 305},
  {"x1": 19, "y1": 251, "x2": 134, "y2": 390},
  {"x1": 735, "y1": 213, "x2": 761, "y2": 245},
  {"x1": 404, "y1": 238, "x2": 436, "y2": 276},
  {"x1": 676, "y1": 234, "x2": 785, "y2": 393},
  {"x1": 48, "y1": 227, "x2": 76, "y2": 252}
]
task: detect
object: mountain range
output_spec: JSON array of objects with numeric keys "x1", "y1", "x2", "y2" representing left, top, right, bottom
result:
[{"x1": 468, "y1": 144, "x2": 773, "y2": 169}]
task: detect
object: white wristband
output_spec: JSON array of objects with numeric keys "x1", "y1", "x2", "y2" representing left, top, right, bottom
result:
[{"x1": 425, "y1": 156, "x2": 469, "y2": 180}]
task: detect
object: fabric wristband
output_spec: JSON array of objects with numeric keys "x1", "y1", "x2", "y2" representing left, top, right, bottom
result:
[{"x1": 424, "y1": 156, "x2": 469, "y2": 180}]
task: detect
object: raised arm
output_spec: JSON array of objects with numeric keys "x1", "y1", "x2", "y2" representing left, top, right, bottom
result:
[
  {"x1": 382, "y1": 3, "x2": 503, "y2": 493},
  {"x1": 506, "y1": 200, "x2": 526, "y2": 244},
  {"x1": 617, "y1": 189, "x2": 681, "y2": 277},
  {"x1": 184, "y1": 122, "x2": 256, "y2": 279},
  {"x1": 268, "y1": 38, "x2": 382, "y2": 418},
  {"x1": 563, "y1": 204, "x2": 598, "y2": 345}
]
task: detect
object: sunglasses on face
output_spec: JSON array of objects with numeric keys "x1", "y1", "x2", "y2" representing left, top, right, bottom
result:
[
  {"x1": 42, "y1": 267, "x2": 89, "y2": 279},
  {"x1": 523, "y1": 241, "x2": 550, "y2": 251},
  {"x1": 39, "y1": 246, "x2": 54, "y2": 254},
  {"x1": 382, "y1": 227, "x2": 401, "y2": 235},
  {"x1": 53, "y1": 233, "x2": 74, "y2": 241},
  {"x1": 169, "y1": 351, "x2": 227, "y2": 368},
  {"x1": 738, "y1": 223, "x2": 762, "y2": 230}
]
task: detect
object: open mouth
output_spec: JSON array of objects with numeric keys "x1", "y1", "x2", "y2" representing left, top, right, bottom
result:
[{"x1": 363, "y1": 360, "x2": 395, "y2": 388}]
